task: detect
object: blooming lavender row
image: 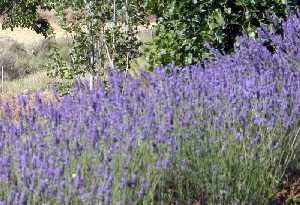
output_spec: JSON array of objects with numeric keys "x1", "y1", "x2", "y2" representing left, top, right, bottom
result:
[{"x1": 0, "y1": 13, "x2": 300, "y2": 205}]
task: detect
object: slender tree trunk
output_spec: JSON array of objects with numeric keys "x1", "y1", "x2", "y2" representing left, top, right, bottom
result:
[
  {"x1": 124, "y1": 0, "x2": 130, "y2": 74},
  {"x1": 89, "y1": 74, "x2": 94, "y2": 91},
  {"x1": 121, "y1": 0, "x2": 130, "y2": 94},
  {"x1": 112, "y1": 0, "x2": 116, "y2": 67},
  {"x1": 86, "y1": 0, "x2": 96, "y2": 90},
  {"x1": 1, "y1": 66, "x2": 4, "y2": 95}
]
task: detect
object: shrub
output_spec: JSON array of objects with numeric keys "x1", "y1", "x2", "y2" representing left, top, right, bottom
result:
[
  {"x1": 0, "y1": 42, "x2": 30, "y2": 80},
  {"x1": 0, "y1": 12, "x2": 300, "y2": 205},
  {"x1": 144, "y1": 0, "x2": 300, "y2": 67},
  {"x1": 0, "y1": 39, "x2": 68, "y2": 81}
]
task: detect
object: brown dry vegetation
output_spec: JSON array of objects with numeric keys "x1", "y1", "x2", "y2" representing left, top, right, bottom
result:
[{"x1": 0, "y1": 89, "x2": 60, "y2": 122}]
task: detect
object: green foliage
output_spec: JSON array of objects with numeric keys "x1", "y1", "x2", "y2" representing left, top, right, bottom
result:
[
  {"x1": 1, "y1": 0, "x2": 149, "y2": 91},
  {"x1": 45, "y1": 0, "x2": 149, "y2": 90},
  {"x1": 0, "y1": 0, "x2": 53, "y2": 37},
  {"x1": 144, "y1": 0, "x2": 300, "y2": 67},
  {"x1": 155, "y1": 116, "x2": 300, "y2": 204}
]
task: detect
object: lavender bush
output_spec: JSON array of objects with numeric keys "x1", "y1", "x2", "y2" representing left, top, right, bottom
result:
[{"x1": 0, "y1": 12, "x2": 300, "y2": 205}]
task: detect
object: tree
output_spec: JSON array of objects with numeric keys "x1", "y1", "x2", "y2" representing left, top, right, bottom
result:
[
  {"x1": 1, "y1": 0, "x2": 149, "y2": 91},
  {"x1": 144, "y1": 0, "x2": 300, "y2": 67},
  {"x1": 0, "y1": 0, "x2": 52, "y2": 37},
  {"x1": 47, "y1": 0, "x2": 148, "y2": 91}
]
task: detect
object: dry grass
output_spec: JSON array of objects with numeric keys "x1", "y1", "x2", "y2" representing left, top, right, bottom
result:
[
  {"x1": 0, "y1": 71, "x2": 51, "y2": 98},
  {"x1": 0, "y1": 70, "x2": 57, "y2": 120}
]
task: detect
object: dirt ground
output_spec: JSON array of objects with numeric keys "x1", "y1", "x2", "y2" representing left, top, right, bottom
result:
[{"x1": 0, "y1": 10, "x2": 67, "y2": 49}]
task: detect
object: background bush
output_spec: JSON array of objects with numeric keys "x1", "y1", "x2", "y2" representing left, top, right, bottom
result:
[
  {"x1": 0, "y1": 41, "x2": 33, "y2": 80},
  {"x1": 144, "y1": 0, "x2": 300, "y2": 67},
  {"x1": 0, "y1": 12, "x2": 300, "y2": 205},
  {"x1": 0, "y1": 39, "x2": 70, "y2": 81}
]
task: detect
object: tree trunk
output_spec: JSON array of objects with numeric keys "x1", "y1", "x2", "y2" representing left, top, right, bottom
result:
[{"x1": 86, "y1": 0, "x2": 96, "y2": 90}]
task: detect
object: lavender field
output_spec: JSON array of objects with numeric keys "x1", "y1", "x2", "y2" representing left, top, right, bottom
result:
[{"x1": 0, "y1": 13, "x2": 300, "y2": 205}]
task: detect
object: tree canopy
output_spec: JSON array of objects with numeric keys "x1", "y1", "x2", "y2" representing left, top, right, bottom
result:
[
  {"x1": 0, "y1": 0, "x2": 53, "y2": 36},
  {"x1": 144, "y1": 0, "x2": 300, "y2": 67}
]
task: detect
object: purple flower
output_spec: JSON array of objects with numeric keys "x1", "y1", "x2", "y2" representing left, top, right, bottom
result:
[
  {"x1": 235, "y1": 132, "x2": 242, "y2": 141},
  {"x1": 76, "y1": 164, "x2": 83, "y2": 191},
  {"x1": 0, "y1": 12, "x2": 300, "y2": 204},
  {"x1": 38, "y1": 179, "x2": 48, "y2": 194},
  {"x1": 137, "y1": 179, "x2": 149, "y2": 198},
  {"x1": 251, "y1": 133, "x2": 261, "y2": 145},
  {"x1": 20, "y1": 190, "x2": 28, "y2": 205}
]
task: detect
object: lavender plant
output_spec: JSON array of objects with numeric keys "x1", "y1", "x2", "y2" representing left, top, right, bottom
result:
[{"x1": 0, "y1": 12, "x2": 300, "y2": 205}]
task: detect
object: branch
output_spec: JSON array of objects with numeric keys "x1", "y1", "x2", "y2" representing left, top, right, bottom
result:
[
  {"x1": 101, "y1": 33, "x2": 114, "y2": 68},
  {"x1": 0, "y1": 2, "x2": 14, "y2": 16}
]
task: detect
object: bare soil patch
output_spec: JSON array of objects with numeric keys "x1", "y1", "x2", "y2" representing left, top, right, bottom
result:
[{"x1": 0, "y1": 10, "x2": 67, "y2": 49}]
